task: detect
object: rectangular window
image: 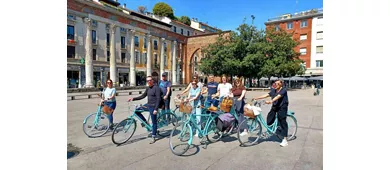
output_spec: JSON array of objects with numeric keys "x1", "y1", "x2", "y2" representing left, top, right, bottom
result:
[
  {"x1": 300, "y1": 20, "x2": 308, "y2": 28},
  {"x1": 121, "y1": 52, "x2": 126, "y2": 63},
  {"x1": 107, "y1": 51, "x2": 110, "y2": 62},
  {"x1": 316, "y1": 46, "x2": 323, "y2": 54},
  {"x1": 154, "y1": 40, "x2": 158, "y2": 50},
  {"x1": 317, "y1": 31, "x2": 323, "y2": 40},
  {"x1": 164, "y1": 42, "x2": 167, "y2": 52},
  {"x1": 121, "y1": 36, "x2": 125, "y2": 48},
  {"x1": 143, "y1": 37, "x2": 147, "y2": 48},
  {"x1": 287, "y1": 22, "x2": 293, "y2": 30},
  {"x1": 106, "y1": 33, "x2": 110, "y2": 46},
  {"x1": 187, "y1": 31, "x2": 190, "y2": 36},
  {"x1": 275, "y1": 25, "x2": 280, "y2": 31},
  {"x1": 317, "y1": 17, "x2": 323, "y2": 25},
  {"x1": 181, "y1": 29, "x2": 183, "y2": 35},
  {"x1": 134, "y1": 36, "x2": 139, "y2": 47},
  {"x1": 67, "y1": 25, "x2": 74, "y2": 40},
  {"x1": 92, "y1": 30, "x2": 97, "y2": 44},
  {"x1": 135, "y1": 51, "x2": 140, "y2": 64},
  {"x1": 143, "y1": 52, "x2": 147, "y2": 64},
  {"x1": 316, "y1": 60, "x2": 323, "y2": 67},
  {"x1": 300, "y1": 34, "x2": 307, "y2": 40},
  {"x1": 93, "y1": 49, "x2": 96, "y2": 60},
  {"x1": 154, "y1": 54, "x2": 158, "y2": 65},
  {"x1": 173, "y1": 26, "x2": 176, "y2": 32},
  {"x1": 300, "y1": 48, "x2": 307, "y2": 55},
  {"x1": 67, "y1": 46, "x2": 75, "y2": 58}
]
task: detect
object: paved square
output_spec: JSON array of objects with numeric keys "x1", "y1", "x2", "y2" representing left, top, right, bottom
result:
[{"x1": 67, "y1": 89, "x2": 323, "y2": 170}]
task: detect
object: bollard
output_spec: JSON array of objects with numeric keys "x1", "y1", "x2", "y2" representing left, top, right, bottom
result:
[
  {"x1": 129, "y1": 92, "x2": 132, "y2": 95},
  {"x1": 88, "y1": 95, "x2": 91, "y2": 99},
  {"x1": 71, "y1": 96, "x2": 75, "y2": 100}
]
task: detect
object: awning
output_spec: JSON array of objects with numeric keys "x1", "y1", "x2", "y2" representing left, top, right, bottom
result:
[{"x1": 308, "y1": 76, "x2": 323, "y2": 81}]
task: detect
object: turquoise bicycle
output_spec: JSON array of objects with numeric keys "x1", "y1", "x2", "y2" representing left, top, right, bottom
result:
[
  {"x1": 82, "y1": 89, "x2": 112, "y2": 138},
  {"x1": 111, "y1": 102, "x2": 179, "y2": 145},
  {"x1": 237, "y1": 100, "x2": 298, "y2": 146},
  {"x1": 169, "y1": 107, "x2": 222, "y2": 156}
]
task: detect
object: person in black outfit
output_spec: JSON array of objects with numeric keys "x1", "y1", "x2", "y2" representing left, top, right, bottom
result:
[
  {"x1": 253, "y1": 80, "x2": 289, "y2": 147},
  {"x1": 128, "y1": 76, "x2": 162, "y2": 144}
]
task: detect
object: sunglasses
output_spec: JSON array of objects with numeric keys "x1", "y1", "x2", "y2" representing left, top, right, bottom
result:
[
  {"x1": 107, "y1": 82, "x2": 112, "y2": 84},
  {"x1": 147, "y1": 80, "x2": 152, "y2": 82}
]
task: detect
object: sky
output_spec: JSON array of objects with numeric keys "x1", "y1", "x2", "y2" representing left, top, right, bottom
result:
[{"x1": 120, "y1": 0, "x2": 323, "y2": 31}]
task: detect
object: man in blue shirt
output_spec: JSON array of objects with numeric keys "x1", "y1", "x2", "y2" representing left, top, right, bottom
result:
[
  {"x1": 203, "y1": 75, "x2": 219, "y2": 107},
  {"x1": 253, "y1": 80, "x2": 289, "y2": 147},
  {"x1": 159, "y1": 73, "x2": 172, "y2": 117}
]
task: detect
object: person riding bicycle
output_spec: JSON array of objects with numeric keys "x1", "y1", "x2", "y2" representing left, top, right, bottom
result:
[
  {"x1": 253, "y1": 79, "x2": 289, "y2": 147},
  {"x1": 180, "y1": 74, "x2": 206, "y2": 106},
  {"x1": 203, "y1": 75, "x2": 219, "y2": 107},
  {"x1": 229, "y1": 78, "x2": 248, "y2": 136},
  {"x1": 128, "y1": 76, "x2": 163, "y2": 144},
  {"x1": 100, "y1": 79, "x2": 117, "y2": 130},
  {"x1": 212, "y1": 75, "x2": 232, "y2": 104},
  {"x1": 186, "y1": 80, "x2": 202, "y2": 137}
]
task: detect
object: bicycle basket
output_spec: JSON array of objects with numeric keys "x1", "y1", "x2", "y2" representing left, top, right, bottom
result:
[
  {"x1": 102, "y1": 105, "x2": 113, "y2": 114},
  {"x1": 243, "y1": 104, "x2": 255, "y2": 119},
  {"x1": 179, "y1": 102, "x2": 192, "y2": 114}
]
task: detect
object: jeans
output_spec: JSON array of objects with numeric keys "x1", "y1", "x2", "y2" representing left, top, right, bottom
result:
[
  {"x1": 191, "y1": 100, "x2": 202, "y2": 134},
  {"x1": 104, "y1": 101, "x2": 116, "y2": 124},
  {"x1": 233, "y1": 97, "x2": 247, "y2": 131},
  {"x1": 135, "y1": 106, "x2": 158, "y2": 137}
]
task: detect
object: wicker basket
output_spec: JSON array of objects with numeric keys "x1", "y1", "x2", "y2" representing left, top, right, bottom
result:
[{"x1": 179, "y1": 102, "x2": 192, "y2": 114}]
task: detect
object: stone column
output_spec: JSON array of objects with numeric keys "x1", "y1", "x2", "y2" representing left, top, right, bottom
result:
[
  {"x1": 109, "y1": 24, "x2": 117, "y2": 86},
  {"x1": 84, "y1": 18, "x2": 94, "y2": 88},
  {"x1": 180, "y1": 43, "x2": 185, "y2": 84},
  {"x1": 128, "y1": 29, "x2": 136, "y2": 86},
  {"x1": 172, "y1": 41, "x2": 177, "y2": 85},
  {"x1": 146, "y1": 34, "x2": 152, "y2": 77},
  {"x1": 160, "y1": 38, "x2": 165, "y2": 78}
]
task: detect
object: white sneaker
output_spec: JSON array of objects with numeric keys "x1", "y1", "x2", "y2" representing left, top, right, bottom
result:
[
  {"x1": 240, "y1": 131, "x2": 248, "y2": 136},
  {"x1": 194, "y1": 133, "x2": 198, "y2": 137},
  {"x1": 280, "y1": 139, "x2": 288, "y2": 147}
]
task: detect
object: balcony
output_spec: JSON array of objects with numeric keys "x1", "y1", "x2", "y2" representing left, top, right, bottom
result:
[{"x1": 267, "y1": 8, "x2": 323, "y2": 22}]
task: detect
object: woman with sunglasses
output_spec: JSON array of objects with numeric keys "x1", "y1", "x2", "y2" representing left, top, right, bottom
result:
[
  {"x1": 101, "y1": 79, "x2": 117, "y2": 130},
  {"x1": 186, "y1": 80, "x2": 202, "y2": 137}
]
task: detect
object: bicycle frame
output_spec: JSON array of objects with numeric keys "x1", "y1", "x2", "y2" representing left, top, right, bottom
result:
[{"x1": 181, "y1": 112, "x2": 217, "y2": 145}]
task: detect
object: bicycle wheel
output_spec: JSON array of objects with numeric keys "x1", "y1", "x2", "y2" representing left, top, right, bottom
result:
[
  {"x1": 237, "y1": 118, "x2": 262, "y2": 146},
  {"x1": 169, "y1": 122, "x2": 192, "y2": 156},
  {"x1": 82, "y1": 112, "x2": 110, "y2": 138},
  {"x1": 206, "y1": 116, "x2": 222, "y2": 143},
  {"x1": 111, "y1": 118, "x2": 137, "y2": 145},
  {"x1": 276, "y1": 115, "x2": 298, "y2": 141},
  {"x1": 157, "y1": 112, "x2": 178, "y2": 137}
]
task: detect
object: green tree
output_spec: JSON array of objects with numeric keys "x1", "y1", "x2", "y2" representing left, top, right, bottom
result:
[
  {"x1": 178, "y1": 16, "x2": 191, "y2": 25},
  {"x1": 200, "y1": 18, "x2": 304, "y2": 87},
  {"x1": 259, "y1": 25, "x2": 305, "y2": 86},
  {"x1": 152, "y1": 2, "x2": 174, "y2": 19}
]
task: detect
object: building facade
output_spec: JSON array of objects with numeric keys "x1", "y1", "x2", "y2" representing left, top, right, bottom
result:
[
  {"x1": 265, "y1": 8, "x2": 323, "y2": 76},
  {"x1": 67, "y1": 0, "x2": 224, "y2": 88}
]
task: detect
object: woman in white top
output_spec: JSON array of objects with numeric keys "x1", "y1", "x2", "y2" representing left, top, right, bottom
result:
[
  {"x1": 101, "y1": 79, "x2": 117, "y2": 130},
  {"x1": 212, "y1": 75, "x2": 232, "y2": 104}
]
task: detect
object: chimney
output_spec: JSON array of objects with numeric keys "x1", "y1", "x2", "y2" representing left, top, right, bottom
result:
[{"x1": 123, "y1": 3, "x2": 126, "y2": 8}]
